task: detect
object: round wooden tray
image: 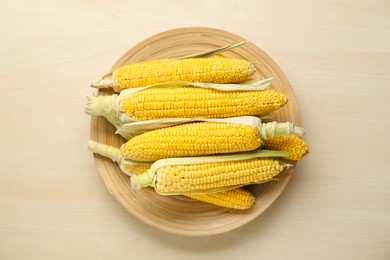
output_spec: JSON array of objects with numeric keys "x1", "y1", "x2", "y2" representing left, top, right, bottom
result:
[{"x1": 90, "y1": 27, "x2": 301, "y2": 236}]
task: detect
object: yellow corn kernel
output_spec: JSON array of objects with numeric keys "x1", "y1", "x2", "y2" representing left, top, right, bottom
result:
[
  {"x1": 185, "y1": 188, "x2": 255, "y2": 210},
  {"x1": 92, "y1": 57, "x2": 256, "y2": 92},
  {"x1": 122, "y1": 164, "x2": 150, "y2": 175},
  {"x1": 141, "y1": 158, "x2": 285, "y2": 194},
  {"x1": 119, "y1": 87, "x2": 287, "y2": 120},
  {"x1": 263, "y1": 135, "x2": 309, "y2": 160},
  {"x1": 119, "y1": 122, "x2": 261, "y2": 161}
]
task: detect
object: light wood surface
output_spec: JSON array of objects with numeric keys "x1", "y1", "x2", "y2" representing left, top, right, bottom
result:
[{"x1": 1, "y1": 0, "x2": 389, "y2": 258}]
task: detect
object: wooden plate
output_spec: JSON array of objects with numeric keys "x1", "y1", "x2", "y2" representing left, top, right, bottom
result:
[{"x1": 90, "y1": 27, "x2": 301, "y2": 236}]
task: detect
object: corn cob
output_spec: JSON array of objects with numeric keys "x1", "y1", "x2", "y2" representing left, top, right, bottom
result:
[
  {"x1": 121, "y1": 164, "x2": 254, "y2": 209},
  {"x1": 121, "y1": 87, "x2": 286, "y2": 120},
  {"x1": 150, "y1": 158, "x2": 284, "y2": 194},
  {"x1": 121, "y1": 121, "x2": 259, "y2": 161},
  {"x1": 264, "y1": 135, "x2": 309, "y2": 160},
  {"x1": 86, "y1": 85, "x2": 287, "y2": 124},
  {"x1": 91, "y1": 57, "x2": 256, "y2": 92},
  {"x1": 122, "y1": 164, "x2": 150, "y2": 175},
  {"x1": 131, "y1": 153, "x2": 290, "y2": 195},
  {"x1": 118, "y1": 117, "x2": 304, "y2": 162},
  {"x1": 116, "y1": 116, "x2": 277, "y2": 140},
  {"x1": 87, "y1": 140, "x2": 255, "y2": 210}
]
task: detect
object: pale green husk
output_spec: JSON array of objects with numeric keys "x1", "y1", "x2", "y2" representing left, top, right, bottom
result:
[
  {"x1": 85, "y1": 94, "x2": 135, "y2": 129},
  {"x1": 117, "y1": 116, "x2": 262, "y2": 140},
  {"x1": 117, "y1": 116, "x2": 305, "y2": 141},
  {"x1": 87, "y1": 140, "x2": 123, "y2": 162},
  {"x1": 149, "y1": 150, "x2": 288, "y2": 172},
  {"x1": 118, "y1": 78, "x2": 272, "y2": 99},
  {"x1": 258, "y1": 121, "x2": 305, "y2": 140},
  {"x1": 116, "y1": 115, "x2": 273, "y2": 139},
  {"x1": 119, "y1": 78, "x2": 273, "y2": 99}
]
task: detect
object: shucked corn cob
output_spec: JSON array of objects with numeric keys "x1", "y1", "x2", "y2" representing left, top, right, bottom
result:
[
  {"x1": 120, "y1": 135, "x2": 309, "y2": 175},
  {"x1": 87, "y1": 140, "x2": 255, "y2": 210},
  {"x1": 264, "y1": 135, "x2": 309, "y2": 160},
  {"x1": 131, "y1": 152, "x2": 290, "y2": 195},
  {"x1": 116, "y1": 160, "x2": 254, "y2": 209},
  {"x1": 121, "y1": 121, "x2": 259, "y2": 161},
  {"x1": 118, "y1": 117, "x2": 304, "y2": 162},
  {"x1": 91, "y1": 57, "x2": 256, "y2": 92},
  {"x1": 120, "y1": 87, "x2": 286, "y2": 120},
  {"x1": 86, "y1": 84, "x2": 287, "y2": 124}
]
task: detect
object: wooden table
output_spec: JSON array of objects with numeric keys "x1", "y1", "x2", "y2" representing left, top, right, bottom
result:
[{"x1": 1, "y1": 0, "x2": 389, "y2": 259}]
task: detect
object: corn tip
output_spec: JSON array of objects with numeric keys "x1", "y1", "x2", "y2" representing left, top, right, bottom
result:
[
  {"x1": 293, "y1": 126, "x2": 306, "y2": 137},
  {"x1": 86, "y1": 140, "x2": 94, "y2": 151},
  {"x1": 130, "y1": 178, "x2": 142, "y2": 190},
  {"x1": 91, "y1": 79, "x2": 101, "y2": 88},
  {"x1": 284, "y1": 163, "x2": 294, "y2": 169},
  {"x1": 249, "y1": 64, "x2": 256, "y2": 75},
  {"x1": 91, "y1": 76, "x2": 114, "y2": 89},
  {"x1": 85, "y1": 94, "x2": 98, "y2": 115},
  {"x1": 283, "y1": 95, "x2": 288, "y2": 105}
]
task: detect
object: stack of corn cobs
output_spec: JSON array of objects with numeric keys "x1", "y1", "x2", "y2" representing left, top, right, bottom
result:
[{"x1": 85, "y1": 41, "x2": 309, "y2": 210}]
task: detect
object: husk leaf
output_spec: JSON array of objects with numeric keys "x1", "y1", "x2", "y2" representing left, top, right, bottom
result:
[
  {"x1": 118, "y1": 78, "x2": 273, "y2": 100},
  {"x1": 117, "y1": 116, "x2": 262, "y2": 140}
]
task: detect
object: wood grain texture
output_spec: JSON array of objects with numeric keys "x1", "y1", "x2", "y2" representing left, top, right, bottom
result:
[
  {"x1": 0, "y1": 0, "x2": 389, "y2": 259},
  {"x1": 91, "y1": 27, "x2": 301, "y2": 236}
]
